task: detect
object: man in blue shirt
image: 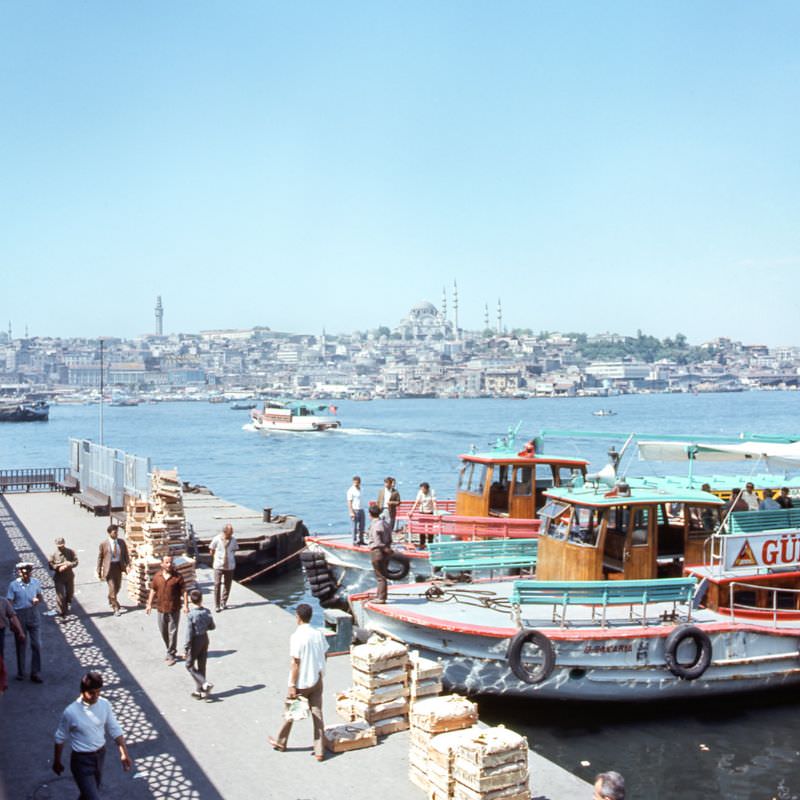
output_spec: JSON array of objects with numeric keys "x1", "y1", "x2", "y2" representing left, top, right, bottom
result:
[{"x1": 5, "y1": 561, "x2": 44, "y2": 682}]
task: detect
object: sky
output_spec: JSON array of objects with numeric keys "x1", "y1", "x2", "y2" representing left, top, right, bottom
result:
[{"x1": 1, "y1": 1, "x2": 799, "y2": 345}]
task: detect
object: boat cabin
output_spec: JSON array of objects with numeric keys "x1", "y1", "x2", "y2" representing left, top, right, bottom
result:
[
  {"x1": 534, "y1": 484, "x2": 724, "y2": 582},
  {"x1": 455, "y1": 451, "x2": 588, "y2": 520}
]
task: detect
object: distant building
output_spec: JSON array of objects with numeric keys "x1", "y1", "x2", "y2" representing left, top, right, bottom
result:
[{"x1": 395, "y1": 301, "x2": 452, "y2": 340}]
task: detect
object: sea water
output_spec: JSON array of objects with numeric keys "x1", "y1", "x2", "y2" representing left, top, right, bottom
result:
[{"x1": 2, "y1": 392, "x2": 800, "y2": 798}]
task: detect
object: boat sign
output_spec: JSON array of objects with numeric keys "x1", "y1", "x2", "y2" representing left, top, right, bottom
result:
[{"x1": 719, "y1": 530, "x2": 800, "y2": 571}]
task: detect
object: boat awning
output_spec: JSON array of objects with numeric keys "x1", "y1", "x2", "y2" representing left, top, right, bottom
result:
[{"x1": 638, "y1": 440, "x2": 800, "y2": 470}]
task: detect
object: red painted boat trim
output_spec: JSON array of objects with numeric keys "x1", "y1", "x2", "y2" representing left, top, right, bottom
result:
[
  {"x1": 305, "y1": 535, "x2": 430, "y2": 560},
  {"x1": 459, "y1": 454, "x2": 588, "y2": 467}
]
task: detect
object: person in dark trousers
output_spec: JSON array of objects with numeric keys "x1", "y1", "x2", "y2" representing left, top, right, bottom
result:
[
  {"x1": 209, "y1": 523, "x2": 238, "y2": 612},
  {"x1": 53, "y1": 671, "x2": 132, "y2": 799},
  {"x1": 49, "y1": 537, "x2": 79, "y2": 618},
  {"x1": 183, "y1": 588, "x2": 216, "y2": 699},
  {"x1": 5, "y1": 562, "x2": 44, "y2": 682},
  {"x1": 269, "y1": 603, "x2": 329, "y2": 761},
  {"x1": 96, "y1": 525, "x2": 130, "y2": 616},
  {"x1": 376, "y1": 476, "x2": 401, "y2": 530},
  {"x1": 145, "y1": 555, "x2": 188, "y2": 666},
  {"x1": 0, "y1": 597, "x2": 25, "y2": 694},
  {"x1": 367, "y1": 505, "x2": 393, "y2": 603}
]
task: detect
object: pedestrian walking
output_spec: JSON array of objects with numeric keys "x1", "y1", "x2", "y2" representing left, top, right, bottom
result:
[
  {"x1": 347, "y1": 475, "x2": 366, "y2": 545},
  {"x1": 367, "y1": 505, "x2": 393, "y2": 603},
  {"x1": 269, "y1": 603, "x2": 329, "y2": 760},
  {"x1": 209, "y1": 523, "x2": 238, "y2": 612},
  {"x1": 145, "y1": 555, "x2": 188, "y2": 666},
  {"x1": 53, "y1": 671, "x2": 133, "y2": 799},
  {"x1": 376, "y1": 476, "x2": 401, "y2": 530},
  {"x1": 183, "y1": 588, "x2": 216, "y2": 699},
  {"x1": 409, "y1": 481, "x2": 437, "y2": 549},
  {"x1": 49, "y1": 537, "x2": 79, "y2": 618},
  {"x1": 0, "y1": 597, "x2": 25, "y2": 695},
  {"x1": 5, "y1": 561, "x2": 44, "y2": 682},
  {"x1": 96, "y1": 525, "x2": 130, "y2": 616}
]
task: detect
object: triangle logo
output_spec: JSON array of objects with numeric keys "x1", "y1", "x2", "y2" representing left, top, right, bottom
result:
[{"x1": 733, "y1": 539, "x2": 758, "y2": 568}]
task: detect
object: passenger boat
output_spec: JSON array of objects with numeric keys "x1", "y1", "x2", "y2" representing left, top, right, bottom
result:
[
  {"x1": 250, "y1": 401, "x2": 341, "y2": 432},
  {"x1": 592, "y1": 409, "x2": 616, "y2": 417},
  {"x1": 304, "y1": 436, "x2": 587, "y2": 605},
  {"x1": 0, "y1": 398, "x2": 50, "y2": 422},
  {"x1": 350, "y1": 478, "x2": 800, "y2": 700}
]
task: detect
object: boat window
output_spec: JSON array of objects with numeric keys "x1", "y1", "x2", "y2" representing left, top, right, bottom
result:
[
  {"x1": 539, "y1": 500, "x2": 571, "y2": 540},
  {"x1": 475, "y1": 465, "x2": 488, "y2": 496},
  {"x1": 568, "y1": 505, "x2": 602, "y2": 546},
  {"x1": 605, "y1": 506, "x2": 630, "y2": 536},
  {"x1": 631, "y1": 508, "x2": 649, "y2": 545},
  {"x1": 553, "y1": 465, "x2": 583, "y2": 487},
  {"x1": 458, "y1": 463, "x2": 475, "y2": 493},
  {"x1": 513, "y1": 466, "x2": 533, "y2": 497},
  {"x1": 688, "y1": 505, "x2": 720, "y2": 534}
]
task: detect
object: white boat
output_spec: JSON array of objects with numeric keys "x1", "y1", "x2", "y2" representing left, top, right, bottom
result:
[
  {"x1": 592, "y1": 409, "x2": 616, "y2": 417},
  {"x1": 350, "y1": 481, "x2": 800, "y2": 701},
  {"x1": 250, "y1": 401, "x2": 341, "y2": 432}
]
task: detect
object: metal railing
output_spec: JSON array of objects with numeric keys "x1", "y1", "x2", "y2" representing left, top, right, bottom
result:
[
  {"x1": 728, "y1": 580, "x2": 800, "y2": 626},
  {"x1": 0, "y1": 467, "x2": 68, "y2": 493}
]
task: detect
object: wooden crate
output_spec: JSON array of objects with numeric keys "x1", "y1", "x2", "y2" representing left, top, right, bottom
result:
[
  {"x1": 410, "y1": 695, "x2": 479, "y2": 734},
  {"x1": 323, "y1": 722, "x2": 377, "y2": 753}
]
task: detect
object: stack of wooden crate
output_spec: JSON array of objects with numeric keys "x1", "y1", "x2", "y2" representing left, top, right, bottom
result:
[
  {"x1": 408, "y1": 694, "x2": 479, "y2": 796},
  {"x1": 408, "y1": 650, "x2": 444, "y2": 706},
  {"x1": 452, "y1": 727, "x2": 530, "y2": 800},
  {"x1": 336, "y1": 637, "x2": 411, "y2": 736},
  {"x1": 126, "y1": 469, "x2": 196, "y2": 604}
]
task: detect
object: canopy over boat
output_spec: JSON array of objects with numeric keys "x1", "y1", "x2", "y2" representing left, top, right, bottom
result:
[{"x1": 637, "y1": 440, "x2": 800, "y2": 469}]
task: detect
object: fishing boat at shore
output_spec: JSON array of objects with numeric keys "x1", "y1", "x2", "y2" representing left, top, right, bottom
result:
[
  {"x1": 304, "y1": 436, "x2": 588, "y2": 605},
  {"x1": 250, "y1": 400, "x2": 341, "y2": 432},
  {"x1": 350, "y1": 473, "x2": 800, "y2": 701},
  {"x1": 0, "y1": 398, "x2": 50, "y2": 422}
]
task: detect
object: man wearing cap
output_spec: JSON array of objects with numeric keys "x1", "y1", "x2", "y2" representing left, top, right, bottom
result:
[
  {"x1": 49, "y1": 538, "x2": 79, "y2": 619},
  {"x1": 6, "y1": 562, "x2": 44, "y2": 682},
  {"x1": 97, "y1": 525, "x2": 130, "y2": 616}
]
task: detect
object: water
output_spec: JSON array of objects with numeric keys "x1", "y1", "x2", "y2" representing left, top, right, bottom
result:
[{"x1": 3, "y1": 392, "x2": 800, "y2": 798}]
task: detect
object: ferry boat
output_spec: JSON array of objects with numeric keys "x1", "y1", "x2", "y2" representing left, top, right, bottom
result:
[
  {"x1": 0, "y1": 398, "x2": 50, "y2": 422},
  {"x1": 304, "y1": 437, "x2": 588, "y2": 604},
  {"x1": 350, "y1": 478, "x2": 800, "y2": 701},
  {"x1": 250, "y1": 401, "x2": 341, "y2": 432}
]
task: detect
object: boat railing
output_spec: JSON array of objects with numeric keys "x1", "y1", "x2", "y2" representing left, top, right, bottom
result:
[
  {"x1": 0, "y1": 467, "x2": 68, "y2": 493},
  {"x1": 396, "y1": 499, "x2": 456, "y2": 521},
  {"x1": 404, "y1": 513, "x2": 539, "y2": 541},
  {"x1": 728, "y1": 580, "x2": 800, "y2": 627}
]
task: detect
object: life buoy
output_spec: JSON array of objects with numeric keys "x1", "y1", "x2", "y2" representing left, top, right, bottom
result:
[
  {"x1": 663, "y1": 624, "x2": 712, "y2": 680},
  {"x1": 382, "y1": 552, "x2": 411, "y2": 580},
  {"x1": 506, "y1": 629, "x2": 555, "y2": 684}
]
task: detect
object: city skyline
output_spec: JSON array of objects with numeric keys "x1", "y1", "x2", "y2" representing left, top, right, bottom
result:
[{"x1": 2, "y1": 2, "x2": 799, "y2": 345}]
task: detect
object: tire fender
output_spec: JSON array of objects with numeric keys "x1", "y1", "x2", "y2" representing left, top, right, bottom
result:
[
  {"x1": 383, "y1": 553, "x2": 411, "y2": 580},
  {"x1": 663, "y1": 624, "x2": 712, "y2": 680},
  {"x1": 506, "y1": 629, "x2": 555, "y2": 685}
]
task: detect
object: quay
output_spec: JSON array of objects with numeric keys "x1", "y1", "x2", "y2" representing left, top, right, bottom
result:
[{"x1": 0, "y1": 491, "x2": 590, "y2": 800}]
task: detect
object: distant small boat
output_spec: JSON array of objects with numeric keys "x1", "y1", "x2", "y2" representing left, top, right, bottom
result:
[
  {"x1": 231, "y1": 402, "x2": 257, "y2": 410},
  {"x1": 0, "y1": 399, "x2": 50, "y2": 422},
  {"x1": 250, "y1": 400, "x2": 341, "y2": 432},
  {"x1": 592, "y1": 409, "x2": 617, "y2": 417}
]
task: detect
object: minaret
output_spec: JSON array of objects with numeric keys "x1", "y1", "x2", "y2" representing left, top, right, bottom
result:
[
  {"x1": 484, "y1": 303, "x2": 490, "y2": 329},
  {"x1": 496, "y1": 298, "x2": 502, "y2": 334},
  {"x1": 453, "y1": 280, "x2": 459, "y2": 339},
  {"x1": 6, "y1": 322, "x2": 11, "y2": 340},
  {"x1": 24, "y1": 324, "x2": 29, "y2": 339},
  {"x1": 441, "y1": 286, "x2": 448, "y2": 338},
  {"x1": 321, "y1": 327, "x2": 327, "y2": 359},
  {"x1": 155, "y1": 296, "x2": 164, "y2": 336}
]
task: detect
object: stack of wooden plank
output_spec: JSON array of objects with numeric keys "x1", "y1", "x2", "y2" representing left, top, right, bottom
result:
[
  {"x1": 337, "y1": 638, "x2": 411, "y2": 736},
  {"x1": 127, "y1": 554, "x2": 197, "y2": 604},
  {"x1": 408, "y1": 694, "x2": 479, "y2": 795},
  {"x1": 408, "y1": 650, "x2": 444, "y2": 706},
  {"x1": 452, "y1": 727, "x2": 529, "y2": 800},
  {"x1": 123, "y1": 496, "x2": 151, "y2": 552}
]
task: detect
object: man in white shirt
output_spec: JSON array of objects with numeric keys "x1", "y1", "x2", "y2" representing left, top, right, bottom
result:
[
  {"x1": 742, "y1": 482, "x2": 760, "y2": 512},
  {"x1": 269, "y1": 603, "x2": 329, "y2": 761},
  {"x1": 53, "y1": 671, "x2": 132, "y2": 799},
  {"x1": 209, "y1": 523, "x2": 238, "y2": 612},
  {"x1": 346, "y1": 475, "x2": 366, "y2": 545}
]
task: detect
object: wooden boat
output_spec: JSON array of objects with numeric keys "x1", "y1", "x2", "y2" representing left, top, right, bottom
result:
[
  {"x1": 350, "y1": 480, "x2": 800, "y2": 700},
  {"x1": 0, "y1": 399, "x2": 49, "y2": 422},
  {"x1": 304, "y1": 436, "x2": 587, "y2": 605},
  {"x1": 250, "y1": 400, "x2": 341, "y2": 432}
]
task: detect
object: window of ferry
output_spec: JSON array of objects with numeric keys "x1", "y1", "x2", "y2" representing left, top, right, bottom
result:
[
  {"x1": 569, "y1": 505, "x2": 602, "y2": 546},
  {"x1": 539, "y1": 500, "x2": 571, "y2": 540},
  {"x1": 458, "y1": 463, "x2": 474, "y2": 493},
  {"x1": 631, "y1": 508, "x2": 649, "y2": 545},
  {"x1": 513, "y1": 466, "x2": 533, "y2": 496},
  {"x1": 459, "y1": 463, "x2": 487, "y2": 495},
  {"x1": 688, "y1": 505, "x2": 720, "y2": 534}
]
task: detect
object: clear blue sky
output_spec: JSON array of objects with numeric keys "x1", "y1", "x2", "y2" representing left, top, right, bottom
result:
[{"x1": 1, "y1": 2, "x2": 798, "y2": 344}]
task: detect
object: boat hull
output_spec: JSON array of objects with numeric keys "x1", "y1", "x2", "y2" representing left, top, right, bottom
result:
[{"x1": 252, "y1": 417, "x2": 340, "y2": 432}]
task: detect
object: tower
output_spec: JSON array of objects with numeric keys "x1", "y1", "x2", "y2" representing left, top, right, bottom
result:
[
  {"x1": 155, "y1": 296, "x2": 163, "y2": 336},
  {"x1": 497, "y1": 298, "x2": 502, "y2": 334},
  {"x1": 453, "y1": 280, "x2": 459, "y2": 340},
  {"x1": 484, "y1": 303, "x2": 490, "y2": 329}
]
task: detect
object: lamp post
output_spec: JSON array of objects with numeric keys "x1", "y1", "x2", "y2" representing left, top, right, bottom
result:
[{"x1": 99, "y1": 338, "x2": 104, "y2": 446}]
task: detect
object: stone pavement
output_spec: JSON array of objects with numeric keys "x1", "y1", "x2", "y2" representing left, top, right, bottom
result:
[{"x1": 0, "y1": 491, "x2": 589, "y2": 800}]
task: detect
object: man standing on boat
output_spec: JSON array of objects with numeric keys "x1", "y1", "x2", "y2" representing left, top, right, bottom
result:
[
  {"x1": 777, "y1": 487, "x2": 794, "y2": 509},
  {"x1": 409, "y1": 481, "x2": 437, "y2": 549},
  {"x1": 367, "y1": 505, "x2": 393, "y2": 603},
  {"x1": 742, "y1": 482, "x2": 760, "y2": 511},
  {"x1": 347, "y1": 476, "x2": 366, "y2": 545},
  {"x1": 209, "y1": 523, "x2": 238, "y2": 612},
  {"x1": 377, "y1": 476, "x2": 401, "y2": 530}
]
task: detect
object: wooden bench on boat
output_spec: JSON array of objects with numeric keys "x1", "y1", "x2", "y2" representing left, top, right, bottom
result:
[
  {"x1": 74, "y1": 488, "x2": 111, "y2": 516},
  {"x1": 728, "y1": 509, "x2": 800, "y2": 535},
  {"x1": 56, "y1": 474, "x2": 79, "y2": 495},
  {"x1": 510, "y1": 577, "x2": 697, "y2": 627},
  {"x1": 428, "y1": 538, "x2": 538, "y2": 576}
]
